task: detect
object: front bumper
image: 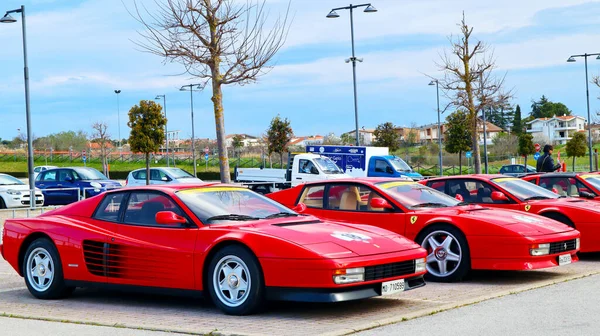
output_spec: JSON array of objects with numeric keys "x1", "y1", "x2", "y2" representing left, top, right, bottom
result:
[
  {"x1": 2, "y1": 193, "x2": 44, "y2": 208},
  {"x1": 266, "y1": 275, "x2": 425, "y2": 302}
]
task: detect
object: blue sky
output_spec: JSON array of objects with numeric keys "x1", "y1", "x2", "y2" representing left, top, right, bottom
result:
[{"x1": 2, "y1": 0, "x2": 600, "y2": 141}]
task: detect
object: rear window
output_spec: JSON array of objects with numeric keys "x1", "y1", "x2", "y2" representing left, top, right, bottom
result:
[{"x1": 132, "y1": 170, "x2": 146, "y2": 180}]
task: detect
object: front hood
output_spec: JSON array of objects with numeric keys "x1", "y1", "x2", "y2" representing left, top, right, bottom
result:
[
  {"x1": 247, "y1": 217, "x2": 420, "y2": 257},
  {"x1": 424, "y1": 206, "x2": 573, "y2": 236},
  {"x1": 550, "y1": 197, "x2": 600, "y2": 211}
]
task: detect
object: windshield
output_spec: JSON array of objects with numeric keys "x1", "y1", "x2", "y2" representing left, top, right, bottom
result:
[
  {"x1": 0, "y1": 175, "x2": 24, "y2": 185},
  {"x1": 176, "y1": 187, "x2": 296, "y2": 223},
  {"x1": 492, "y1": 177, "x2": 559, "y2": 201},
  {"x1": 314, "y1": 157, "x2": 344, "y2": 174},
  {"x1": 579, "y1": 175, "x2": 600, "y2": 191},
  {"x1": 74, "y1": 168, "x2": 108, "y2": 180},
  {"x1": 376, "y1": 181, "x2": 461, "y2": 209},
  {"x1": 389, "y1": 157, "x2": 412, "y2": 172},
  {"x1": 164, "y1": 168, "x2": 195, "y2": 179}
]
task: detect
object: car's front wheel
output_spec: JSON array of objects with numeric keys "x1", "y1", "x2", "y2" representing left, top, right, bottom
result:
[
  {"x1": 23, "y1": 238, "x2": 73, "y2": 299},
  {"x1": 417, "y1": 225, "x2": 470, "y2": 282},
  {"x1": 207, "y1": 245, "x2": 265, "y2": 315}
]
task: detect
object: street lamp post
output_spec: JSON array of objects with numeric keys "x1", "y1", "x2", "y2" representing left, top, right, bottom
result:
[
  {"x1": 180, "y1": 84, "x2": 203, "y2": 177},
  {"x1": 114, "y1": 90, "x2": 122, "y2": 157},
  {"x1": 327, "y1": 3, "x2": 377, "y2": 146},
  {"x1": 155, "y1": 95, "x2": 168, "y2": 167},
  {"x1": 2, "y1": 5, "x2": 35, "y2": 208},
  {"x1": 428, "y1": 80, "x2": 443, "y2": 176},
  {"x1": 482, "y1": 108, "x2": 489, "y2": 174},
  {"x1": 567, "y1": 53, "x2": 600, "y2": 172}
]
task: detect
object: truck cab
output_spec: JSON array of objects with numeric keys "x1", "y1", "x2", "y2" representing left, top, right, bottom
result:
[{"x1": 368, "y1": 155, "x2": 424, "y2": 180}]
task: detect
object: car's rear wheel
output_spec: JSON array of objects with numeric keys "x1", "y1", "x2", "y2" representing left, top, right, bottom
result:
[
  {"x1": 207, "y1": 245, "x2": 265, "y2": 315},
  {"x1": 23, "y1": 238, "x2": 73, "y2": 299},
  {"x1": 0, "y1": 197, "x2": 6, "y2": 209},
  {"x1": 417, "y1": 225, "x2": 470, "y2": 282}
]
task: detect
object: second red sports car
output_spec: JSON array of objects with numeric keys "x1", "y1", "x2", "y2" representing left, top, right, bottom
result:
[
  {"x1": 268, "y1": 178, "x2": 580, "y2": 282},
  {"x1": 1, "y1": 184, "x2": 427, "y2": 315}
]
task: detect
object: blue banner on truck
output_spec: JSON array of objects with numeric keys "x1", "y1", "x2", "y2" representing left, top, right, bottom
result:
[{"x1": 306, "y1": 146, "x2": 367, "y2": 174}]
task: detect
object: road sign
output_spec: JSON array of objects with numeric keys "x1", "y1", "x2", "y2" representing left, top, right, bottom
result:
[
  {"x1": 465, "y1": 151, "x2": 472, "y2": 158},
  {"x1": 534, "y1": 152, "x2": 540, "y2": 160},
  {"x1": 204, "y1": 147, "x2": 209, "y2": 155},
  {"x1": 82, "y1": 149, "x2": 86, "y2": 155},
  {"x1": 205, "y1": 153, "x2": 209, "y2": 160},
  {"x1": 534, "y1": 143, "x2": 541, "y2": 152}
]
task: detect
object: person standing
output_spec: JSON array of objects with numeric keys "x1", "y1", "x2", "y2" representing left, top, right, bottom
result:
[{"x1": 536, "y1": 144, "x2": 562, "y2": 172}]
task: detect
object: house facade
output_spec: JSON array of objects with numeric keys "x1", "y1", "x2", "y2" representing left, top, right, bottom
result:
[
  {"x1": 341, "y1": 128, "x2": 376, "y2": 145},
  {"x1": 526, "y1": 115, "x2": 586, "y2": 145},
  {"x1": 418, "y1": 119, "x2": 502, "y2": 145}
]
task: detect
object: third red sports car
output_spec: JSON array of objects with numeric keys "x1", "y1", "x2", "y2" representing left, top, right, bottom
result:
[
  {"x1": 1, "y1": 184, "x2": 427, "y2": 315},
  {"x1": 522, "y1": 172, "x2": 600, "y2": 201},
  {"x1": 268, "y1": 178, "x2": 580, "y2": 282},
  {"x1": 422, "y1": 174, "x2": 600, "y2": 252}
]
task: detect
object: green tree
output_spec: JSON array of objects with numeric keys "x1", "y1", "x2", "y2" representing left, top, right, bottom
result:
[
  {"x1": 512, "y1": 104, "x2": 523, "y2": 135},
  {"x1": 231, "y1": 135, "x2": 244, "y2": 158},
  {"x1": 566, "y1": 132, "x2": 587, "y2": 171},
  {"x1": 128, "y1": 100, "x2": 167, "y2": 185},
  {"x1": 373, "y1": 122, "x2": 400, "y2": 152},
  {"x1": 517, "y1": 133, "x2": 536, "y2": 172},
  {"x1": 444, "y1": 110, "x2": 472, "y2": 174},
  {"x1": 530, "y1": 96, "x2": 572, "y2": 118},
  {"x1": 266, "y1": 115, "x2": 293, "y2": 167}
]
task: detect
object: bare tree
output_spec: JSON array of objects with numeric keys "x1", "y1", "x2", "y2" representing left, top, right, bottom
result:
[
  {"x1": 91, "y1": 122, "x2": 110, "y2": 177},
  {"x1": 130, "y1": 0, "x2": 290, "y2": 182},
  {"x1": 435, "y1": 13, "x2": 510, "y2": 173}
]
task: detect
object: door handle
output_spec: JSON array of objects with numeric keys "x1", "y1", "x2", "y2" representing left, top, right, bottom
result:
[
  {"x1": 56, "y1": 184, "x2": 63, "y2": 187},
  {"x1": 296, "y1": 177, "x2": 302, "y2": 180}
]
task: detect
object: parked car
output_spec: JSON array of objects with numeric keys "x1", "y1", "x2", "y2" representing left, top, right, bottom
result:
[
  {"x1": 421, "y1": 174, "x2": 600, "y2": 252},
  {"x1": 33, "y1": 165, "x2": 58, "y2": 179},
  {"x1": 522, "y1": 172, "x2": 600, "y2": 200},
  {"x1": 0, "y1": 173, "x2": 44, "y2": 208},
  {"x1": 267, "y1": 178, "x2": 580, "y2": 282},
  {"x1": 499, "y1": 164, "x2": 536, "y2": 177},
  {"x1": 1, "y1": 184, "x2": 427, "y2": 315},
  {"x1": 35, "y1": 167, "x2": 121, "y2": 205},
  {"x1": 125, "y1": 167, "x2": 202, "y2": 186}
]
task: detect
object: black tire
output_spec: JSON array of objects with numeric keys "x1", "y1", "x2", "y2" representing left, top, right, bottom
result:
[
  {"x1": 541, "y1": 212, "x2": 575, "y2": 228},
  {"x1": 207, "y1": 245, "x2": 265, "y2": 315},
  {"x1": 416, "y1": 224, "x2": 471, "y2": 283},
  {"x1": 22, "y1": 238, "x2": 73, "y2": 299},
  {"x1": 0, "y1": 197, "x2": 6, "y2": 209}
]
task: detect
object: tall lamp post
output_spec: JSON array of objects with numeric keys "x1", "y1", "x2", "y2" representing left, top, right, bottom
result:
[
  {"x1": 327, "y1": 3, "x2": 377, "y2": 146},
  {"x1": 155, "y1": 95, "x2": 169, "y2": 167},
  {"x1": 2, "y1": 6, "x2": 35, "y2": 207},
  {"x1": 428, "y1": 79, "x2": 443, "y2": 176},
  {"x1": 481, "y1": 108, "x2": 489, "y2": 174},
  {"x1": 567, "y1": 53, "x2": 600, "y2": 172},
  {"x1": 114, "y1": 90, "x2": 122, "y2": 156},
  {"x1": 180, "y1": 84, "x2": 203, "y2": 177}
]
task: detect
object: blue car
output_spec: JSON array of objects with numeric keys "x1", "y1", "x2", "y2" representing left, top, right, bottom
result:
[{"x1": 35, "y1": 167, "x2": 121, "y2": 205}]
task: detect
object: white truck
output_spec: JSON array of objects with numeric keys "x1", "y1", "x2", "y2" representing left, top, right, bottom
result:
[{"x1": 234, "y1": 153, "x2": 351, "y2": 193}]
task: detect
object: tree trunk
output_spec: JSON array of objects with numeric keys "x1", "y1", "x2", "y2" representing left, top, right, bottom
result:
[
  {"x1": 472, "y1": 118, "x2": 482, "y2": 174},
  {"x1": 524, "y1": 155, "x2": 527, "y2": 173},
  {"x1": 280, "y1": 152, "x2": 283, "y2": 168},
  {"x1": 573, "y1": 156, "x2": 575, "y2": 172},
  {"x1": 211, "y1": 77, "x2": 231, "y2": 183},
  {"x1": 459, "y1": 151, "x2": 463, "y2": 175},
  {"x1": 145, "y1": 152, "x2": 150, "y2": 185}
]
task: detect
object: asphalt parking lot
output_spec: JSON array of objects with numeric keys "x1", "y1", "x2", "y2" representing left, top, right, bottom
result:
[{"x1": 1, "y1": 241, "x2": 599, "y2": 336}]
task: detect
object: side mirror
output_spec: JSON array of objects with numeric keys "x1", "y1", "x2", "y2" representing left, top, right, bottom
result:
[
  {"x1": 65, "y1": 176, "x2": 73, "y2": 183},
  {"x1": 385, "y1": 166, "x2": 393, "y2": 174},
  {"x1": 161, "y1": 176, "x2": 170, "y2": 182},
  {"x1": 155, "y1": 211, "x2": 187, "y2": 226},
  {"x1": 580, "y1": 191, "x2": 595, "y2": 199},
  {"x1": 370, "y1": 197, "x2": 393, "y2": 209},
  {"x1": 455, "y1": 194, "x2": 464, "y2": 202},
  {"x1": 292, "y1": 202, "x2": 307, "y2": 213},
  {"x1": 490, "y1": 191, "x2": 509, "y2": 202}
]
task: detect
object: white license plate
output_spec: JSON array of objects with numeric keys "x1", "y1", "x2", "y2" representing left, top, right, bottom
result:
[
  {"x1": 558, "y1": 254, "x2": 572, "y2": 266},
  {"x1": 381, "y1": 279, "x2": 405, "y2": 296}
]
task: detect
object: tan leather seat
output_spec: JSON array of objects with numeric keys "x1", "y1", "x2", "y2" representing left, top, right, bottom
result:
[
  {"x1": 339, "y1": 191, "x2": 358, "y2": 210},
  {"x1": 568, "y1": 184, "x2": 579, "y2": 197},
  {"x1": 553, "y1": 184, "x2": 567, "y2": 196}
]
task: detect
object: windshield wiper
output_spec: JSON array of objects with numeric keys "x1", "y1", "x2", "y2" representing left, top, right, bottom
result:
[
  {"x1": 456, "y1": 202, "x2": 470, "y2": 206},
  {"x1": 411, "y1": 202, "x2": 449, "y2": 208},
  {"x1": 206, "y1": 214, "x2": 259, "y2": 222},
  {"x1": 264, "y1": 212, "x2": 299, "y2": 219},
  {"x1": 524, "y1": 196, "x2": 551, "y2": 201}
]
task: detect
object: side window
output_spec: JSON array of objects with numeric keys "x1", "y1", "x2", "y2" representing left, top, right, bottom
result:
[
  {"x1": 299, "y1": 185, "x2": 324, "y2": 208},
  {"x1": 132, "y1": 170, "x2": 145, "y2": 180},
  {"x1": 452, "y1": 180, "x2": 498, "y2": 204},
  {"x1": 375, "y1": 160, "x2": 391, "y2": 174},
  {"x1": 41, "y1": 171, "x2": 57, "y2": 182},
  {"x1": 513, "y1": 165, "x2": 525, "y2": 173},
  {"x1": 150, "y1": 170, "x2": 170, "y2": 181},
  {"x1": 298, "y1": 159, "x2": 318, "y2": 175},
  {"x1": 326, "y1": 184, "x2": 386, "y2": 212},
  {"x1": 540, "y1": 177, "x2": 578, "y2": 197},
  {"x1": 94, "y1": 193, "x2": 125, "y2": 222},
  {"x1": 123, "y1": 192, "x2": 184, "y2": 226},
  {"x1": 428, "y1": 181, "x2": 446, "y2": 193},
  {"x1": 34, "y1": 167, "x2": 41, "y2": 173}
]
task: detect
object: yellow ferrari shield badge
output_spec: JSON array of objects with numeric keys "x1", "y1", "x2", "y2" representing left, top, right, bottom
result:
[
  {"x1": 524, "y1": 204, "x2": 531, "y2": 212},
  {"x1": 410, "y1": 216, "x2": 418, "y2": 224}
]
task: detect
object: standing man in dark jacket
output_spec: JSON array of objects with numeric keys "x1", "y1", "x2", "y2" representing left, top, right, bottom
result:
[{"x1": 536, "y1": 144, "x2": 562, "y2": 172}]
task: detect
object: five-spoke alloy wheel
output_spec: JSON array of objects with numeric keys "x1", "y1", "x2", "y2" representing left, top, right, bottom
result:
[
  {"x1": 23, "y1": 238, "x2": 73, "y2": 299},
  {"x1": 207, "y1": 245, "x2": 265, "y2": 315},
  {"x1": 418, "y1": 225, "x2": 470, "y2": 282}
]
